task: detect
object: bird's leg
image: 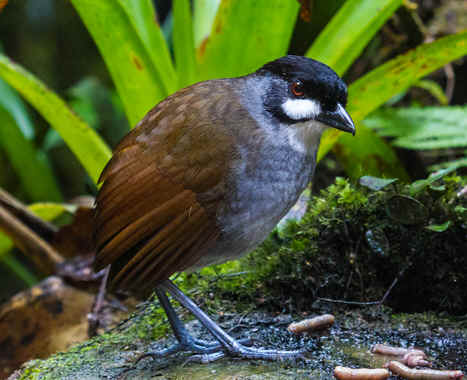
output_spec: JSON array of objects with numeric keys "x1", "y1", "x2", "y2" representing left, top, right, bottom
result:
[
  {"x1": 160, "y1": 280, "x2": 307, "y2": 361},
  {"x1": 139, "y1": 288, "x2": 251, "y2": 361},
  {"x1": 87, "y1": 266, "x2": 110, "y2": 337}
]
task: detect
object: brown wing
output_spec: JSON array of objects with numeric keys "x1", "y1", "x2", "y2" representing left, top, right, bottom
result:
[{"x1": 94, "y1": 81, "x2": 237, "y2": 294}]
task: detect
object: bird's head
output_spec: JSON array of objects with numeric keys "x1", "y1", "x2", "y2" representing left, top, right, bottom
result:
[{"x1": 256, "y1": 55, "x2": 355, "y2": 136}]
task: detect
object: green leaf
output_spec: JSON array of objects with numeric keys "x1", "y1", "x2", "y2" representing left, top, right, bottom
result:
[
  {"x1": 0, "y1": 77, "x2": 62, "y2": 201},
  {"x1": 347, "y1": 32, "x2": 467, "y2": 123},
  {"x1": 0, "y1": 54, "x2": 112, "y2": 184},
  {"x1": 0, "y1": 77, "x2": 34, "y2": 138},
  {"x1": 318, "y1": 31, "x2": 467, "y2": 161},
  {"x1": 197, "y1": 0, "x2": 299, "y2": 80},
  {"x1": 359, "y1": 176, "x2": 397, "y2": 191},
  {"x1": 173, "y1": 0, "x2": 197, "y2": 87},
  {"x1": 307, "y1": 0, "x2": 402, "y2": 76},
  {"x1": 410, "y1": 166, "x2": 458, "y2": 195},
  {"x1": 193, "y1": 0, "x2": 220, "y2": 48},
  {"x1": 364, "y1": 106, "x2": 467, "y2": 150},
  {"x1": 0, "y1": 202, "x2": 71, "y2": 260},
  {"x1": 116, "y1": 0, "x2": 178, "y2": 93},
  {"x1": 425, "y1": 221, "x2": 451, "y2": 232},
  {"x1": 414, "y1": 79, "x2": 448, "y2": 105},
  {"x1": 0, "y1": 107, "x2": 62, "y2": 202},
  {"x1": 71, "y1": 0, "x2": 176, "y2": 126}
]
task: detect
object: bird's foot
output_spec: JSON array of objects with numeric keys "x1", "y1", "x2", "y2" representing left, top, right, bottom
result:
[
  {"x1": 184, "y1": 343, "x2": 308, "y2": 364},
  {"x1": 160, "y1": 280, "x2": 309, "y2": 363},
  {"x1": 136, "y1": 336, "x2": 253, "y2": 363}
]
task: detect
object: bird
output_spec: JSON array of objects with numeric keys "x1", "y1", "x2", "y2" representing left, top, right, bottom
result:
[{"x1": 93, "y1": 55, "x2": 355, "y2": 361}]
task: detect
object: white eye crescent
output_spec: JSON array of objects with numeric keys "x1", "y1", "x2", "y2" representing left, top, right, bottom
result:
[{"x1": 282, "y1": 99, "x2": 321, "y2": 120}]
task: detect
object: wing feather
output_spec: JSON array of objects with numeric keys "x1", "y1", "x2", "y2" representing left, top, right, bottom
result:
[{"x1": 93, "y1": 80, "x2": 239, "y2": 292}]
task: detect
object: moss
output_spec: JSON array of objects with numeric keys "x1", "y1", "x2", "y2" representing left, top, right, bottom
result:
[{"x1": 190, "y1": 174, "x2": 466, "y2": 315}]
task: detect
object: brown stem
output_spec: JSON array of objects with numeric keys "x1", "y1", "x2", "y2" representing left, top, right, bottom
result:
[
  {"x1": 0, "y1": 187, "x2": 57, "y2": 241},
  {"x1": 0, "y1": 205, "x2": 64, "y2": 274}
]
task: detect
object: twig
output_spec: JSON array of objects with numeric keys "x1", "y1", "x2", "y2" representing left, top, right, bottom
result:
[
  {"x1": 444, "y1": 63, "x2": 455, "y2": 104},
  {"x1": 316, "y1": 297, "x2": 380, "y2": 306},
  {"x1": 0, "y1": 187, "x2": 57, "y2": 240},
  {"x1": 379, "y1": 261, "x2": 411, "y2": 306}
]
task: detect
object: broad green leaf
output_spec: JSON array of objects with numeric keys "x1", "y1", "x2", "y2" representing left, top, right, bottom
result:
[
  {"x1": 307, "y1": 0, "x2": 402, "y2": 76},
  {"x1": 0, "y1": 54, "x2": 111, "y2": 184},
  {"x1": 364, "y1": 106, "x2": 467, "y2": 150},
  {"x1": 318, "y1": 31, "x2": 467, "y2": 161},
  {"x1": 116, "y1": 0, "x2": 178, "y2": 94},
  {"x1": 71, "y1": 0, "x2": 175, "y2": 126},
  {"x1": 193, "y1": 0, "x2": 220, "y2": 48},
  {"x1": 348, "y1": 32, "x2": 467, "y2": 124},
  {"x1": 0, "y1": 107, "x2": 62, "y2": 202},
  {"x1": 0, "y1": 202, "x2": 71, "y2": 260},
  {"x1": 173, "y1": 0, "x2": 197, "y2": 88},
  {"x1": 197, "y1": 0, "x2": 299, "y2": 80}
]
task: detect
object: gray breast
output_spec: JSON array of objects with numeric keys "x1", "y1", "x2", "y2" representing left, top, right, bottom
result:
[{"x1": 195, "y1": 133, "x2": 316, "y2": 268}]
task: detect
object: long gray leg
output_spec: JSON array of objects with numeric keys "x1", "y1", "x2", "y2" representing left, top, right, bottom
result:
[
  {"x1": 155, "y1": 288, "x2": 226, "y2": 353},
  {"x1": 139, "y1": 288, "x2": 251, "y2": 360},
  {"x1": 160, "y1": 280, "x2": 306, "y2": 361}
]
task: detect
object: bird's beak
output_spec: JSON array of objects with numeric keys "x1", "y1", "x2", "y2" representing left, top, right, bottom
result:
[{"x1": 317, "y1": 103, "x2": 355, "y2": 136}]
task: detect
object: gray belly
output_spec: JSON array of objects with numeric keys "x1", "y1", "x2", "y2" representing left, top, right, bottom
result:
[{"x1": 194, "y1": 143, "x2": 315, "y2": 268}]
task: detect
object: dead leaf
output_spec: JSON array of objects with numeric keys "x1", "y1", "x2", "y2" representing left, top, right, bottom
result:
[{"x1": 0, "y1": 277, "x2": 93, "y2": 378}]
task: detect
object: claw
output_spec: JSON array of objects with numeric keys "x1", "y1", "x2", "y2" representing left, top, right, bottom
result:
[{"x1": 182, "y1": 351, "x2": 225, "y2": 365}]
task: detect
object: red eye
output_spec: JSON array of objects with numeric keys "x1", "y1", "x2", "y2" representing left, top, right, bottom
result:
[{"x1": 291, "y1": 80, "x2": 305, "y2": 97}]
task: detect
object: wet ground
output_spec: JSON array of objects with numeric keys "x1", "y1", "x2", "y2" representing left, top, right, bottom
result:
[{"x1": 115, "y1": 309, "x2": 467, "y2": 380}]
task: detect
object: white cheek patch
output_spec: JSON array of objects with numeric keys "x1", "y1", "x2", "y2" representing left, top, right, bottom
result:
[{"x1": 282, "y1": 99, "x2": 321, "y2": 120}]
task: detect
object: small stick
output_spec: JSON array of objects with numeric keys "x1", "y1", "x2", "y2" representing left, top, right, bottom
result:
[
  {"x1": 372, "y1": 344, "x2": 426, "y2": 358},
  {"x1": 388, "y1": 361, "x2": 464, "y2": 380},
  {"x1": 0, "y1": 205, "x2": 63, "y2": 274},
  {"x1": 444, "y1": 63, "x2": 455, "y2": 104},
  {"x1": 288, "y1": 314, "x2": 335, "y2": 334},
  {"x1": 334, "y1": 366, "x2": 390, "y2": 380},
  {"x1": 0, "y1": 187, "x2": 57, "y2": 240},
  {"x1": 316, "y1": 297, "x2": 380, "y2": 306}
]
